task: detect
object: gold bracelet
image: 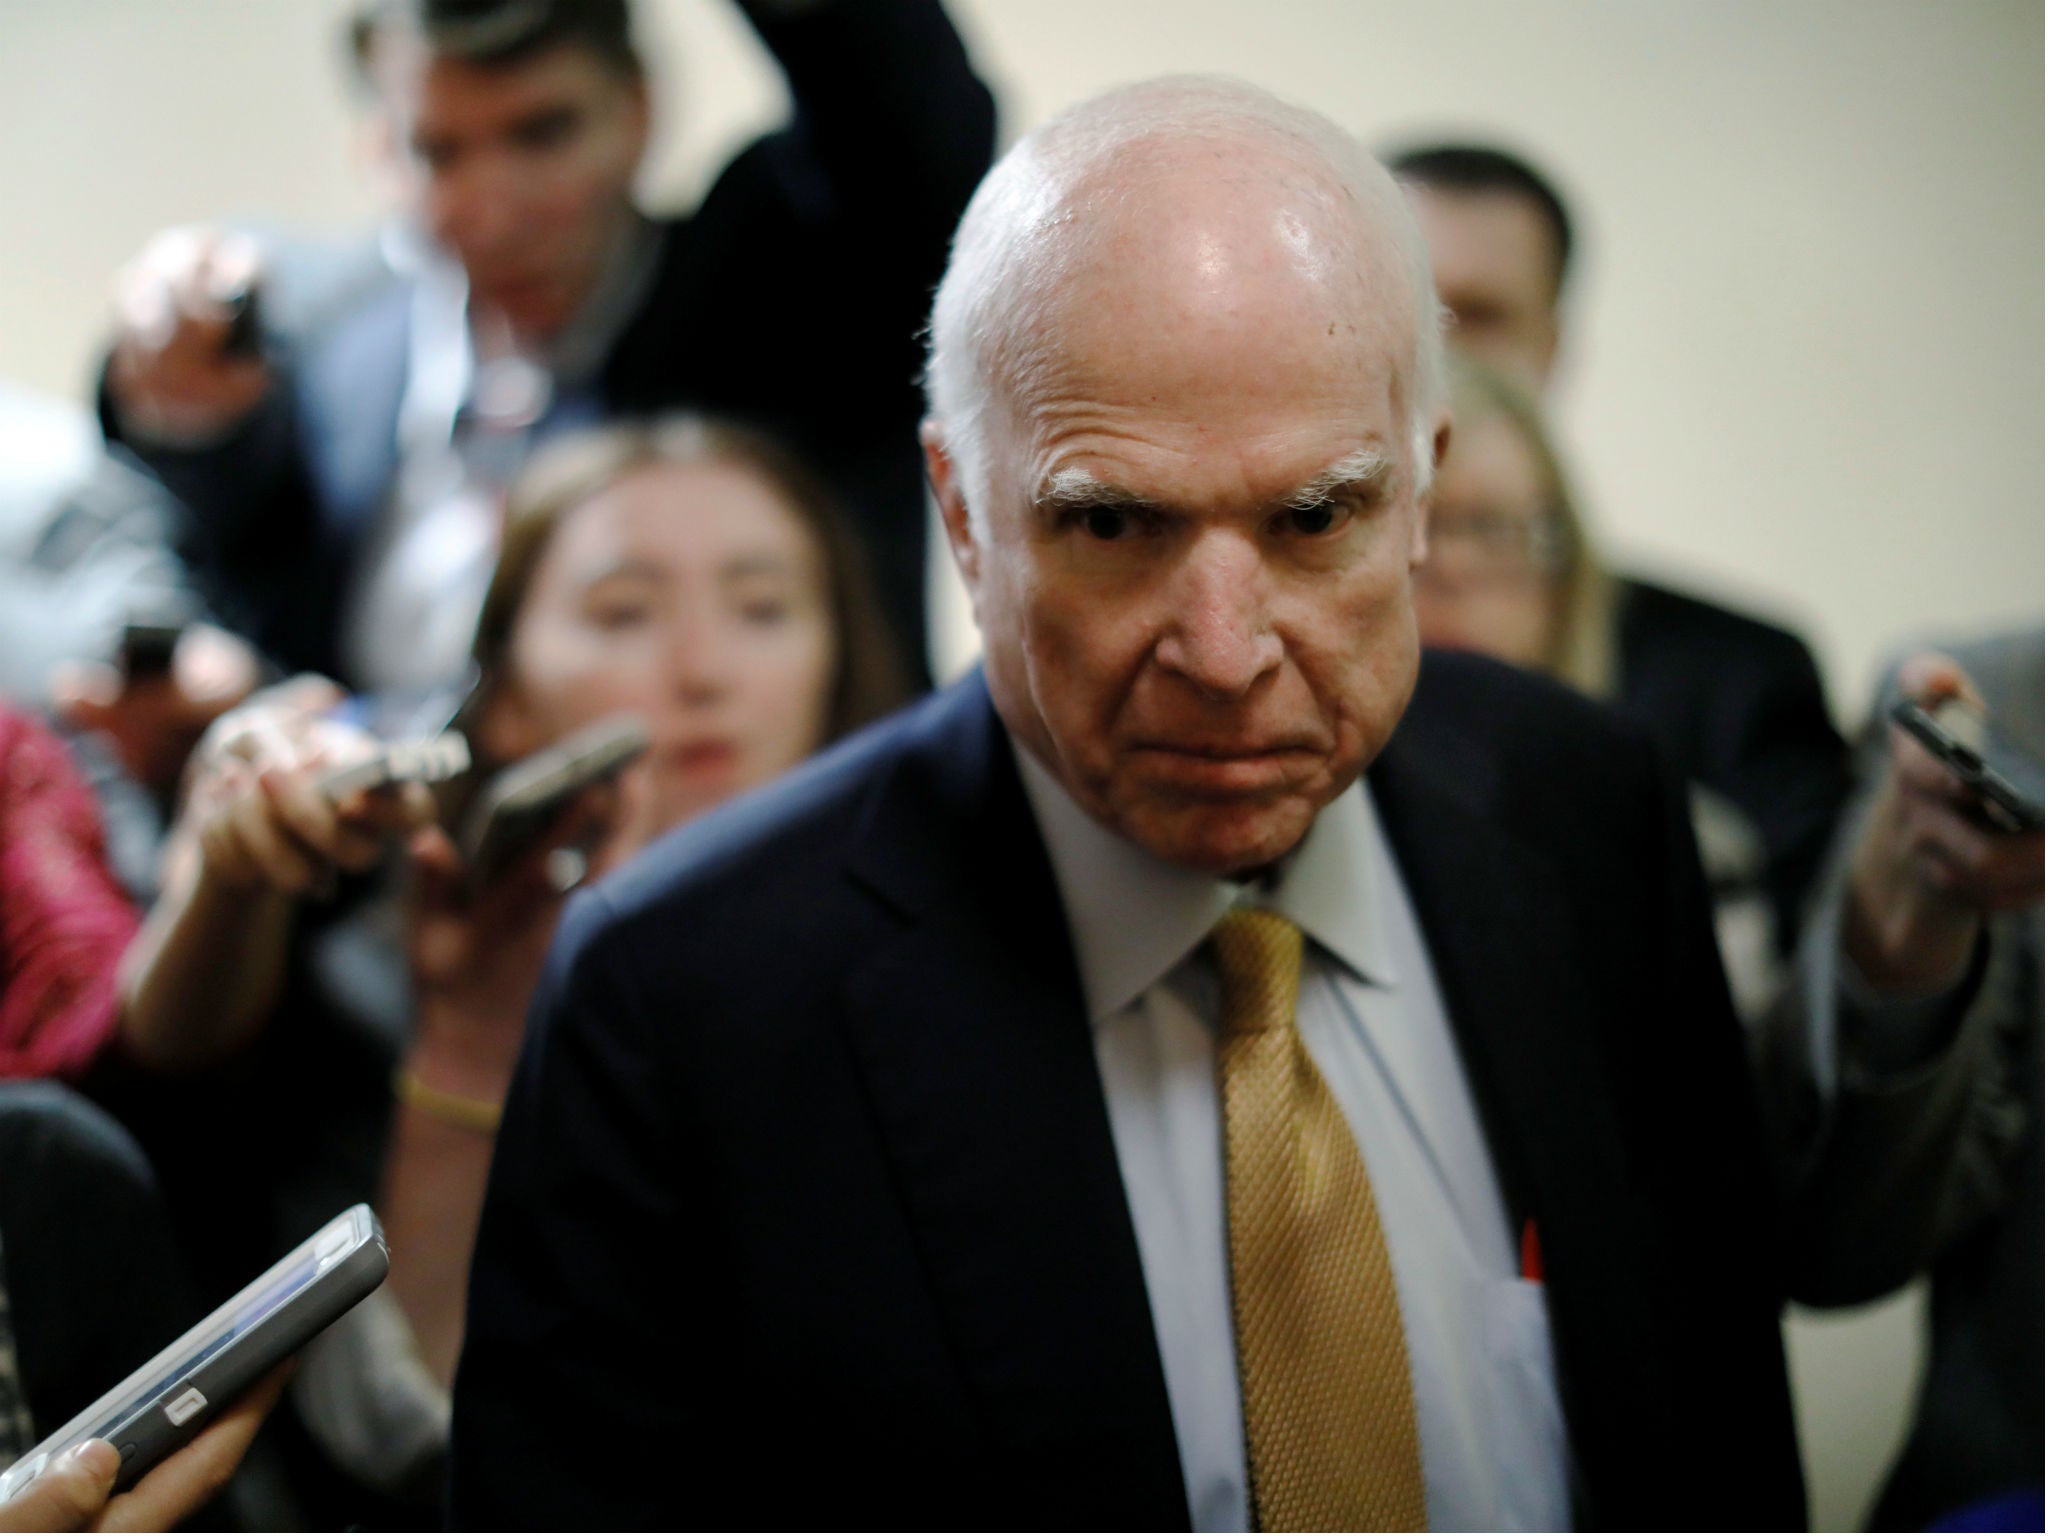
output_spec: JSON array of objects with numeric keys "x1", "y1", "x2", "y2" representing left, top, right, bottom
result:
[{"x1": 393, "y1": 1067, "x2": 503, "y2": 1134}]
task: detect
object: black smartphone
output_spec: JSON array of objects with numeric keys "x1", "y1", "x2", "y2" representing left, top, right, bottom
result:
[
  {"x1": 1891, "y1": 696, "x2": 2044, "y2": 832},
  {"x1": 456, "y1": 714, "x2": 650, "y2": 889},
  {"x1": 0, "y1": 1206, "x2": 387, "y2": 1500},
  {"x1": 116, "y1": 620, "x2": 185, "y2": 682},
  {"x1": 217, "y1": 277, "x2": 263, "y2": 359}
]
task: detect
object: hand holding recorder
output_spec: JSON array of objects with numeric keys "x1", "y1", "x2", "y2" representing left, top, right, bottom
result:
[
  {"x1": 49, "y1": 621, "x2": 262, "y2": 797},
  {"x1": 403, "y1": 715, "x2": 651, "y2": 1088},
  {"x1": 107, "y1": 226, "x2": 271, "y2": 445},
  {"x1": 179, "y1": 678, "x2": 455, "y2": 897},
  {"x1": 118, "y1": 680, "x2": 463, "y2": 1072},
  {"x1": 1844, "y1": 653, "x2": 2045, "y2": 995}
]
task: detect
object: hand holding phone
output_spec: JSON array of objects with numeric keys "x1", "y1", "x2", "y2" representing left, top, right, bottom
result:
[
  {"x1": 1843, "y1": 656, "x2": 2045, "y2": 994},
  {"x1": 108, "y1": 226, "x2": 272, "y2": 441},
  {"x1": 0, "y1": 1366, "x2": 287, "y2": 1534},
  {"x1": 50, "y1": 621, "x2": 262, "y2": 794},
  {"x1": 315, "y1": 730, "x2": 472, "y2": 801},
  {"x1": 455, "y1": 715, "x2": 650, "y2": 892},
  {"x1": 398, "y1": 721, "x2": 646, "y2": 1088},
  {"x1": 184, "y1": 682, "x2": 443, "y2": 896},
  {"x1": 0, "y1": 1207, "x2": 386, "y2": 1504},
  {"x1": 1889, "y1": 696, "x2": 2043, "y2": 833}
]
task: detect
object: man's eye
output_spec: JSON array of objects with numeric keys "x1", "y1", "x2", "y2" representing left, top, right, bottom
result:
[
  {"x1": 1279, "y1": 500, "x2": 1351, "y2": 536},
  {"x1": 511, "y1": 110, "x2": 580, "y2": 152},
  {"x1": 1082, "y1": 506, "x2": 1133, "y2": 541}
]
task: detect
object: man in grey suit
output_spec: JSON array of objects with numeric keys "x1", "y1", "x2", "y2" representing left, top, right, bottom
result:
[{"x1": 1759, "y1": 628, "x2": 2043, "y2": 1528}]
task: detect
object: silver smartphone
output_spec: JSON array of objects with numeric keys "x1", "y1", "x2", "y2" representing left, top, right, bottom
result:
[
  {"x1": 314, "y1": 730, "x2": 473, "y2": 800},
  {"x1": 0, "y1": 1205, "x2": 388, "y2": 1500}
]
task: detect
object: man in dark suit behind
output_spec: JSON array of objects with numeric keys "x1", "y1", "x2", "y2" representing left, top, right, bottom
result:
[
  {"x1": 1388, "y1": 142, "x2": 1848, "y2": 967},
  {"x1": 103, "y1": 0, "x2": 993, "y2": 691},
  {"x1": 451, "y1": 77, "x2": 1803, "y2": 1530}
]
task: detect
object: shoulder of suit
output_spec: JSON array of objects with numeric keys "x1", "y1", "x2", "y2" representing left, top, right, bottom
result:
[
  {"x1": 576, "y1": 687, "x2": 951, "y2": 934},
  {"x1": 1615, "y1": 573, "x2": 1821, "y2": 672},
  {"x1": 1408, "y1": 646, "x2": 1649, "y2": 753},
  {"x1": 256, "y1": 233, "x2": 412, "y2": 348},
  {"x1": 1392, "y1": 648, "x2": 1673, "y2": 831}
]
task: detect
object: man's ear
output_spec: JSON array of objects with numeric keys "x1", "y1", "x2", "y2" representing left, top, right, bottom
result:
[
  {"x1": 621, "y1": 70, "x2": 653, "y2": 171},
  {"x1": 922, "y1": 418, "x2": 981, "y2": 595},
  {"x1": 1533, "y1": 312, "x2": 1561, "y2": 390},
  {"x1": 1414, "y1": 412, "x2": 1452, "y2": 565}
]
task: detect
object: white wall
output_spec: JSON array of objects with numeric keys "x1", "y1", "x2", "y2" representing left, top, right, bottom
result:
[
  {"x1": 1, "y1": 2, "x2": 2037, "y2": 1526},
  {"x1": 1, "y1": 0, "x2": 2036, "y2": 705}
]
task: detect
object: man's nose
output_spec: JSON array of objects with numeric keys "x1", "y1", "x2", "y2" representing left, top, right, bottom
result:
[
  {"x1": 432, "y1": 160, "x2": 522, "y2": 261},
  {"x1": 1153, "y1": 531, "x2": 1284, "y2": 699}
]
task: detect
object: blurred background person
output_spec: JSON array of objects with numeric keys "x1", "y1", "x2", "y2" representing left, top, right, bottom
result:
[
  {"x1": 1391, "y1": 145, "x2": 1850, "y2": 889},
  {"x1": 0, "y1": 706, "x2": 141, "y2": 1085},
  {"x1": 1386, "y1": 143, "x2": 1568, "y2": 394},
  {"x1": 1392, "y1": 143, "x2": 1850, "y2": 986},
  {"x1": 0, "y1": 381, "x2": 207, "y2": 728},
  {"x1": 1416, "y1": 352, "x2": 1845, "y2": 1018},
  {"x1": 99, "y1": 0, "x2": 993, "y2": 699},
  {"x1": 1757, "y1": 630, "x2": 2042, "y2": 1532},
  {"x1": 0, "y1": 380, "x2": 262, "y2": 900},
  {"x1": 107, "y1": 414, "x2": 905, "y2": 1526}
]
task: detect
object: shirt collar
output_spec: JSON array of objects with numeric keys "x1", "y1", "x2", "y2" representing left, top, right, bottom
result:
[
  {"x1": 1010, "y1": 733, "x2": 1398, "y2": 1026},
  {"x1": 539, "y1": 214, "x2": 661, "y2": 386},
  {"x1": 403, "y1": 213, "x2": 662, "y2": 410}
]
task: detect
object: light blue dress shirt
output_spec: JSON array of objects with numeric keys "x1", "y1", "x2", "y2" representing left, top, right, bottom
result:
[{"x1": 1013, "y1": 744, "x2": 1573, "y2": 1531}]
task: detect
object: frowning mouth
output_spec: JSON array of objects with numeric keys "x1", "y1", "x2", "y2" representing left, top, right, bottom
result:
[{"x1": 1122, "y1": 743, "x2": 1323, "y2": 797}]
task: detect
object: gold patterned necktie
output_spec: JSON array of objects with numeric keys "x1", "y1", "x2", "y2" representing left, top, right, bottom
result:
[{"x1": 1211, "y1": 908, "x2": 1429, "y2": 1532}]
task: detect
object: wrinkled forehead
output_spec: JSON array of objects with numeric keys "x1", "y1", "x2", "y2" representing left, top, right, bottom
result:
[{"x1": 985, "y1": 139, "x2": 1418, "y2": 451}]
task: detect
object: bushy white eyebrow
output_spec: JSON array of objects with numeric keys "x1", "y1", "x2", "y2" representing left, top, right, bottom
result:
[
  {"x1": 1281, "y1": 448, "x2": 1394, "y2": 509},
  {"x1": 1035, "y1": 466, "x2": 1145, "y2": 510},
  {"x1": 1034, "y1": 450, "x2": 1394, "y2": 513}
]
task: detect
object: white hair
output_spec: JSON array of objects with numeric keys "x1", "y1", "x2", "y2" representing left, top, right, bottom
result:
[{"x1": 924, "y1": 75, "x2": 1448, "y2": 521}]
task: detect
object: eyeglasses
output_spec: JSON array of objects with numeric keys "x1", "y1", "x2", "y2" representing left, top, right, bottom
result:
[{"x1": 1425, "y1": 507, "x2": 1572, "y2": 577}]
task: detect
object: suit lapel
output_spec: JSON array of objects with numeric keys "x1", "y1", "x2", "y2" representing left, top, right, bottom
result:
[
  {"x1": 298, "y1": 278, "x2": 409, "y2": 540},
  {"x1": 835, "y1": 678, "x2": 1190, "y2": 1530},
  {"x1": 1370, "y1": 709, "x2": 1680, "y2": 1507}
]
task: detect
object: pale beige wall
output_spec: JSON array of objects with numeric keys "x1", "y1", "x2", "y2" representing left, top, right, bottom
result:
[
  {"x1": 1, "y1": 0, "x2": 2036, "y2": 709},
  {"x1": 0, "y1": 2, "x2": 2037, "y2": 1526}
]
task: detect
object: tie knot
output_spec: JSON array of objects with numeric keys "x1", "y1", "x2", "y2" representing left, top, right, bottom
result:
[{"x1": 1209, "y1": 909, "x2": 1304, "y2": 1037}]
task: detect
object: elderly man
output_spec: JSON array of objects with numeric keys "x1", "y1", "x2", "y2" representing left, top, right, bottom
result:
[{"x1": 450, "y1": 80, "x2": 1802, "y2": 1530}]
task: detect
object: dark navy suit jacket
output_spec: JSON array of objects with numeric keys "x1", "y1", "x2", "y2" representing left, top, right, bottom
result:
[
  {"x1": 1613, "y1": 576, "x2": 1849, "y2": 953},
  {"x1": 449, "y1": 654, "x2": 1806, "y2": 1530}
]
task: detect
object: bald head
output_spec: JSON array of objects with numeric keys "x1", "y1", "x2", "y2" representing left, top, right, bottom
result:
[{"x1": 925, "y1": 77, "x2": 1446, "y2": 520}]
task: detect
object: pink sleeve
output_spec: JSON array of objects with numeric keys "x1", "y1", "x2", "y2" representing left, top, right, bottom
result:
[{"x1": 0, "y1": 709, "x2": 141, "y2": 1080}]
